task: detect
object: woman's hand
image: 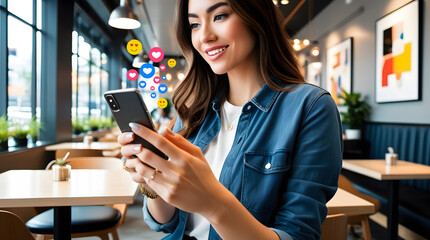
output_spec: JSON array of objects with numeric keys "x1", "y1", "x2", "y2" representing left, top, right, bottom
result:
[{"x1": 119, "y1": 122, "x2": 225, "y2": 217}]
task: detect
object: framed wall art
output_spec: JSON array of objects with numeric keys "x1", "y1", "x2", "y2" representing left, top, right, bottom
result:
[
  {"x1": 326, "y1": 38, "x2": 353, "y2": 105},
  {"x1": 375, "y1": 0, "x2": 421, "y2": 103}
]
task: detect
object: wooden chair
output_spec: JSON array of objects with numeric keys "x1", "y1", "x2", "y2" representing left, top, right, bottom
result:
[
  {"x1": 338, "y1": 174, "x2": 381, "y2": 240},
  {"x1": 0, "y1": 210, "x2": 35, "y2": 240},
  {"x1": 55, "y1": 149, "x2": 104, "y2": 159},
  {"x1": 321, "y1": 213, "x2": 347, "y2": 240},
  {"x1": 28, "y1": 157, "x2": 126, "y2": 240}
]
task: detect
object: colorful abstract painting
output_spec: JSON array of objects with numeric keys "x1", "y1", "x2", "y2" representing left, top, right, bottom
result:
[
  {"x1": 326, "y1": 38, "x2": 353, "y2": 104},
  {"x1": 376, "y1": 0, "x2": 420, "y2": 103}
]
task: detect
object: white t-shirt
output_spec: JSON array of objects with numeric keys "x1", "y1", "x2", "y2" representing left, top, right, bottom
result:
[{"x1": 184, "y1": 100, "x2": 243, "y2": 239}]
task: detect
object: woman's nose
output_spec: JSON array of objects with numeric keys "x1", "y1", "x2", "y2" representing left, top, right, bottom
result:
[{"x1": 200, "y1": 23, "x2": 217, "y2": 43}]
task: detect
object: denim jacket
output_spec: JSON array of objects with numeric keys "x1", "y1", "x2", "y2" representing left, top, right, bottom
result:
[{"x1": 143, "y1": 83, "x2": 343, "y2": 240}]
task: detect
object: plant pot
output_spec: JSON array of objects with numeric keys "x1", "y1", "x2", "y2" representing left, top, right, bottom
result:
[
  {"x1": 0, "y1": 140, "x2": 8, "y2": 150},
  {"x1": 345, "y1": 129, "x2": 361, "y2": 140},
  {"x1": 52, "y1": 164, "x2": 71, "y2": 181},
  {"x1": 90, "y1": 127, "x2": 99, "y2": 132},
  {"x1": 14, "y1": 137, "x2": 28, "y2": 147}
]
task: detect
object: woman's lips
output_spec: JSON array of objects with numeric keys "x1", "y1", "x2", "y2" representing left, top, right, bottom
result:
[{"x1": 206, "y1": 46, "x2": 229, "y2": 61}]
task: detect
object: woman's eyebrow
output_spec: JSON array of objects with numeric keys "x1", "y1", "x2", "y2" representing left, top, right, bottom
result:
[{"x1": 188, "y1": 2, "x2": 228, "y2": 18}]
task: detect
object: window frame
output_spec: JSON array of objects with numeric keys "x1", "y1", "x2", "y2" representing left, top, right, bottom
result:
[{"x1": 0, "y1": 0, "x2": 41, "y2": 121}]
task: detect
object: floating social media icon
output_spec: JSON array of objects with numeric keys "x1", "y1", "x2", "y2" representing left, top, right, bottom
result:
[
  {"x1": 140, "y1": 63, "x2": 155, "y2": 78},
  {"x1": 127, "y1": 39, "x2": 142, "y2": 55},
  {"x1": 150, "y1": 92, "x2": 157, "y2": 98},
  {"x1": 149, "y1": 47, "x2": 164, "y2": 63},
  {"x1": 127, "y1": 69, "x2": 138, "y2": 81},
  {"x1": 157, "y1": 98, "x2": 168, "y2": 109},
  {"x1": 138, "y1": 81, "x2": 146, "y2": 88},
  {"x1": 153, "y1": 76, "x2": 161, "y2": 84},
  {"x1": 158, "y1": 84, "x2": 168, "y2": 94},
  {"x1": 150, "y1": 86, "x2": 155, "y2": 91},
  {"x1": 162, "y1": 75, "x2": 166, "y2": 80},
  {"x1": 159, "y1": 64, "x2": 166, "y2": 71},
  {"x1": 168, "y1": 59, "x2": 176, "y2": 67}
]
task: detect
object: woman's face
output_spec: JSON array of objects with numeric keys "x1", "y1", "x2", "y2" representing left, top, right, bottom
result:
[{"x1": 188, "y1": 0, "x2": 256, "y2": 75}]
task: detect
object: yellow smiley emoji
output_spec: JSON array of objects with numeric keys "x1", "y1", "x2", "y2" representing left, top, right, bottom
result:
[
  {"x1": 127, "y1": 39, "x2": 142, "y2": 55},
  {"x1": 157, "y1": 98, "x2": 168, "y2": 109},
  {"x1": 168, "y1": 59, "x2": 176, "y2": 68}
]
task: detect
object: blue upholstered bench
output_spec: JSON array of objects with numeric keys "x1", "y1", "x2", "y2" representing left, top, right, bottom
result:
[{"x1": 342, "y1": 122, "x2": 430, "y2": 238}]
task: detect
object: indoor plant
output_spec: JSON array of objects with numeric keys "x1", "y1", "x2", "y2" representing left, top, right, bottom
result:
[
  {"x1": 29, "y1": 116, "x2": 42, "y2": 143},
  {"x1": 11, "y1": 121, "x2": 30, "y2": 147},
  {"x1": 0, "y1": 115, "x2": 8, "y2": 150},
  {"x1": 88, "y1": 116, "x2": 101, "y2": 132},
  {"x1": 72, "y1": 119, "x2": 87, "y2": 135},
  {"x1": 51, "y1": 152, "x2": 71, "y2": 181},
  {"x1": 338, "y1": 89, "x2": 371, "y2": 140}
]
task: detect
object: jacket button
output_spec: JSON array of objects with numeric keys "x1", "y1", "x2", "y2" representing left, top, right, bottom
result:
[
  {"x1": 265, "y1": 163, "x2": 271, "y2": 169},
  {"x1": 247, "y1": 105, "x2": 251, "y2": 110}
]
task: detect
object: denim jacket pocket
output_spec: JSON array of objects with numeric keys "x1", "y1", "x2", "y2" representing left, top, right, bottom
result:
[{"x1": 242, "y1": 150, "x2": 291, "y2": 222}]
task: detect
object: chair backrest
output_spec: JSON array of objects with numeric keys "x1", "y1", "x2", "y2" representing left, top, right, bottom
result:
[
  {"x1": 321, "y1": 213, "x2": 347, "y2": 240},
  {"x1": 0, "y1": 210, "x2": 35, "y2": 240},
  {"x1": 55, "y1": 149, "x2": 104, "y2": 159},
  {"x1": 68, "y1": 157, "x2": 123, "y2": 170},
  {"x1": 338, "y1": 174, "x2": 381, "y2": 212}
]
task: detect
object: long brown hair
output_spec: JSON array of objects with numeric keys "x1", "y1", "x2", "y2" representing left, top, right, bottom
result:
[{"x1": 173, "y1": 0, "x2": 305, "y2": 138}]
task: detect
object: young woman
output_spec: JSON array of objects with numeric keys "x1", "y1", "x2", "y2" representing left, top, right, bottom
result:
[{"x1": 119, "y1": 0, "x2": 343, "y2": 239}]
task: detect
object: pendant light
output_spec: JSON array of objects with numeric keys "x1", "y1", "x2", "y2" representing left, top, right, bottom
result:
[
  {"x1": 132, "y1": 51, "x2": 148, "y2": 68},
  {"x1": 108, "y1": 0, "x2": 141, "y2": 29}
]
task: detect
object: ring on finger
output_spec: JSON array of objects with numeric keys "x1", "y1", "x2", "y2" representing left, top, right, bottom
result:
[{"x1": 149, "y1": 169, "x2": 161, "y2": 182}]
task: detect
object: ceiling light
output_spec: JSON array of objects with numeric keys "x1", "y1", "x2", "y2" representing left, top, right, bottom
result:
[
  {"x1": 293, "y1": 44, "x2": 301, "y2": 51},
  {"x1": 294, "y1": 39, "x2": 300, "y2": 45},
  {"x1": 168, "y1": 85, "x2": 174, "y2": 93},
  {"x1": 303, "y1": 39, "x2": 310, "y2": 46},
  {"x1": 132, "y1": 52, "x2": 148, "y2": 68},
  {"x1": 166, "y1": 73, "x2": 172, "y2": 81},
  {"x1": 281, "y1": 0, "x2": 289, "y2": 5},
  {"x1": 108, "y1": 0, "x2": 141, "y2": 29},
  {"x1": 311, "y1": 46, "x2": 320, "y2": 56},
  {"x1": 272, "y1": 0, "x2": 278, "y2": 5},
  {"x1": 177, "y1": 72, "x2": 185, "y2": 81}
]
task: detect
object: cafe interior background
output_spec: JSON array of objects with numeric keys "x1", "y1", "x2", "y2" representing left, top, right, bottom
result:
[{"x1": 0, "y1": 0, "x2": 430, "y2": 239}]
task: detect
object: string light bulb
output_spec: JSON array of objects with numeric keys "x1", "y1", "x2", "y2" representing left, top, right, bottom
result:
[
  {"x1": 311, "y1": 46, "x2": 320, "y2": 56},
  {"x1": 303, "y1": 39, "x2": 310, "y2": 46}
]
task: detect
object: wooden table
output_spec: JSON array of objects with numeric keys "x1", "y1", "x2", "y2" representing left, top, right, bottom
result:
[
  {"x1": 0, "y1": 169, "x2": 138, "y2": 240},
  {"x1": 343, "y1": 159, "x2": 430, "y2": 240},
  {"x1": 327, "y1": 188, "x2": 374, "y2": 216},
  {"x1": 45, "y1": 142, "x2": 121, "y2": 151}
]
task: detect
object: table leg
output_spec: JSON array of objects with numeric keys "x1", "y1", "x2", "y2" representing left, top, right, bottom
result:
[
  {"x1": 387, "y1": 180, "x2": 399, "y2": 240},
  {"x1": 54, "y1": 206, "x2": 71, "y2": 240}
]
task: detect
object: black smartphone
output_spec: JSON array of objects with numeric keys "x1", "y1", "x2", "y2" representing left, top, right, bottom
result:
[{"x1": 104, "y1": 88, "x2": 169, "y2": 160}]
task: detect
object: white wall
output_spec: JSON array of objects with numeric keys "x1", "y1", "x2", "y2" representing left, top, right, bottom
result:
[{"x1": 295, "y1": 0, "x2": 429, "y2": 124}]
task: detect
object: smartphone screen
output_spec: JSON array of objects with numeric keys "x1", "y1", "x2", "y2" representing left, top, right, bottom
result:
[{"x1": 104, "y1": 88, "x2": 169, "y2": 160}]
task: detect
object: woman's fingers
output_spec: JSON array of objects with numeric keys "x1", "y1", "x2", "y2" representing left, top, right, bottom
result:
[
  {"x1": 164, "y1": 128, "x2": 204, "y2": 159},
  {"x1": 122, "y1": 143, "x2": 170, "y2": 173},
  {"x1": 117, "y1": 132, "x2": 135, "y2": 145},
  {"x1": 129, "y1": 123, "x2": 186, "y2": 160},
  {"x1": 121, "y1": 144, "x2": 142, "y2": 158}
]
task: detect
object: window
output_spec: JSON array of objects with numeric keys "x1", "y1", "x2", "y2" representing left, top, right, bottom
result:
[
  {"x1": 71, "y1": 16, "x2": 110, "y2": 126},
  {"x1": 0, "y1": 0, "x2": 42, "y2": 123}
]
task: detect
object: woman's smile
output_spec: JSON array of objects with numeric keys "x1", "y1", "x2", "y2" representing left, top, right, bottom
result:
[{"x1": 205, "y1": 45, "x2": 229, "y2": 60}]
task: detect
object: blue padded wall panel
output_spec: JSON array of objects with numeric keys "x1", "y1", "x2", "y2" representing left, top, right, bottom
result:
[{"x1": 365, "y1": 123, "x2": 430, "y2": 191}]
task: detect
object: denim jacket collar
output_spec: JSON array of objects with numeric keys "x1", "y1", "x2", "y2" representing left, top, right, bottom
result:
[{"x1": 211, "y1": 83, "x2": 281, "y2": 112}]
